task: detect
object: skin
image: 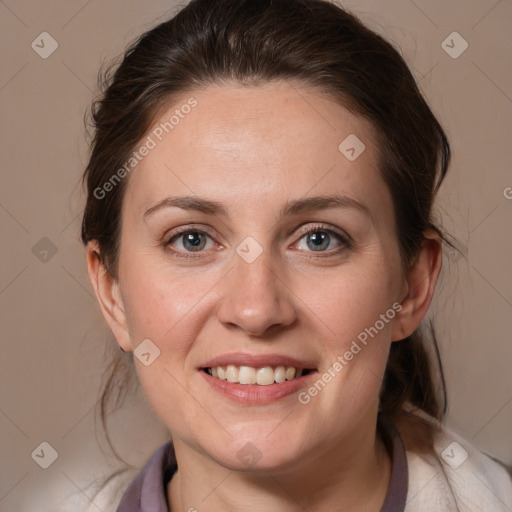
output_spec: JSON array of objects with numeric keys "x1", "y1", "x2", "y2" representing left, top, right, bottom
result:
[{"x1": 87, "y1": 80, "x2": 442, "y2": 511}]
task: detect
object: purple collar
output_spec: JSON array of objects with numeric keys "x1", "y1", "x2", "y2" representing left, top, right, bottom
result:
[
  {"x1": 116, "y1": 415, "x2": 408, "y2": 511},
  {"x1": 378, "y1": 414, "x2": 409, "y2": 512}
]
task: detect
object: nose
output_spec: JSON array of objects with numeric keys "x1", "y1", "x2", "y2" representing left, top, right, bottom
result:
[{"x1": 216, "y1": 247, "x2": 297, "y2": 337}]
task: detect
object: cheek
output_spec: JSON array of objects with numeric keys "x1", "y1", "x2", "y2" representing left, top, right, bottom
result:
[
  {"x1": 118, "y1": 261, "x2": 210, "y2": 433},
  {"x1": 296, "y1": 262, "x2": 398, "y2": 421},
  {"x1": 303, "y1": 260, "x2": 398, "y2": 346},
  {"x1": 120, "y1": 256, "x2": 213, "y2": 343}
]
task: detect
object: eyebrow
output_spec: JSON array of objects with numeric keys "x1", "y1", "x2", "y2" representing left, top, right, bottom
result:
[{"x1": 143, "y1": 194, "x2": 372, "y2": 220}]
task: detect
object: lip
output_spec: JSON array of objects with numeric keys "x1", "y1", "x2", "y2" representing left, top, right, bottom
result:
[
  {"x1": 200, "y1": 369, "x2": 317, "y2": 404},
  {"x1": 198, "y1": 352, "x2": 318, "y2": 405},
  {"x1": 200, "y1": 352, "x2": 316, "y2": 370}
]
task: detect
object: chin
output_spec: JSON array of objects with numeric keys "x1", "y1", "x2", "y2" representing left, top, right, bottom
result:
[{"x1": 203, "y1": 432, "x2": 309, "y2": 474}]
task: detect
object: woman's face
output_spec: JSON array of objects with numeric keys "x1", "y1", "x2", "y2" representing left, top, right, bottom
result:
[{"x1": 109, "y1": 81, "x2": 409, "y2": 472}]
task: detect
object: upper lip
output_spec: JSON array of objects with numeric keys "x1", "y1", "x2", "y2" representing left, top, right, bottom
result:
[{"x1": 200, "y1": 352, "x2": 316, "y2": 370}]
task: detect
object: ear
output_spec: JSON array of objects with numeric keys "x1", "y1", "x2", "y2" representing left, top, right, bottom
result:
[
  {"x1": 391, "y1": 229, "x2": 442, "y2": 341},
  {"x1": 86, "y1": 240, "x2": 132, "y2": 352}
]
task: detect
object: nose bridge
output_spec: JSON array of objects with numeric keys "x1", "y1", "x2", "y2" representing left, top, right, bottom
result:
[{"x1": 217, "y1": 240, "x2": 296, "y2": 335}]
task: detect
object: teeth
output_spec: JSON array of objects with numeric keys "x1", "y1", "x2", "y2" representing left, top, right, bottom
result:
[
  {"x1": 274, "y1": 366, "x2": 286, "y2": 383},
  {"x1": 285, "y1": 367, "x2": 296, "y2": 380},
  {"x1": 226, "y1": 364, "x2": 239, "y2": 383},
  {"x1": 207, "y1": 365, "x2": 306, "y2": 385},
  {"x1": 256, "y1": 366, "x2": 274, "y2": 386},
  {"x1": 239, "y1": 366, "x2": 257, "y2": 384}
]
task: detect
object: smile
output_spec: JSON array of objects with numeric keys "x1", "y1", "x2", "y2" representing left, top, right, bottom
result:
[{"x1": 203, "y1": 365, "x2": 313, "y2": 385}]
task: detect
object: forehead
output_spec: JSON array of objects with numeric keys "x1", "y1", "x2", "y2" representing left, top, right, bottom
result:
[{"x1": 122, "y1": 80, "x2": 391, "y2": 222}]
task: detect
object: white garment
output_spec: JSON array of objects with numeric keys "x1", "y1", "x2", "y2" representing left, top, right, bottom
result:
[
  {"x1": 75, "y1": 418, "x2": 511, "y2": 512},
  {"x1": 404, "y1": 421, "x2": 511, "y2": 511}
]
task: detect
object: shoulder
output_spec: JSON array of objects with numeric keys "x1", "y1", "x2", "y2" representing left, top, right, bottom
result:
[
  {"x1": 56, "y1": 469, "x2": 138, "y2": 512},
  {"x1": 401, "y1": 414, "x2": 512, "y2": 512},
  {"x1": 68, "y1": 440, "x2": 175, "y2": 512}
]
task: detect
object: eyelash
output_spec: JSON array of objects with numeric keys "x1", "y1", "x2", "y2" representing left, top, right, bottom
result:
[{"x1": 164, "y1": 223, "x2": 352, "y2": 260}]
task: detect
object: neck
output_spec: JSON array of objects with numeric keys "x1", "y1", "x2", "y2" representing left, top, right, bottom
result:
[{"x1": 167, "y1": 415, "x2": 392, "y2": 512}]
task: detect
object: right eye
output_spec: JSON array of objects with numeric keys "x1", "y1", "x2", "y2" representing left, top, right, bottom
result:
[{"x1": 165, "y1": 228, "x2": 218, "y2": 259}]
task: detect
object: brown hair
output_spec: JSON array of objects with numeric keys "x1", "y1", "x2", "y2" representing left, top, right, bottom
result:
[{"x1": 82, "y1": 0, "x2": 453, "y2": 485}]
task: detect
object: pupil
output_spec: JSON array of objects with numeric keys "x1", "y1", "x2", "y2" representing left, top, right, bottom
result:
[
  {"x1": 185, "y1": 232, "x2": 205, "y2": 251},
  {"x1": 308, "y1": 232, "x2": 329, "y2": 251}
]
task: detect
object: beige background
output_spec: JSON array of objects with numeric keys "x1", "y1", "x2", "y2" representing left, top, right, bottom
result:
[{"x1": 1, "y1": 0, "x2": 511, "y2": 510}]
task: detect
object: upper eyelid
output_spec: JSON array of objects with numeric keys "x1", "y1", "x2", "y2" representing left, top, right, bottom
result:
[{"x1": 295, "y1": 223, "x2": 350, "y2": 240}]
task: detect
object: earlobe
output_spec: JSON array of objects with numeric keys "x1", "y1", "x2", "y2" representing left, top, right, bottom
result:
[
  {"x1": 391, "y1": 230, "x2": 442, "y2": 341},
  {"x1": 86, "y1": 241, "x2": 132, "y2": 352}
]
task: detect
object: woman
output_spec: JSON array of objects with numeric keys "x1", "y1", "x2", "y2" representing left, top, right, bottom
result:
[{"x1": 81, "y1": 0, "x2": 511, "y2": 510}]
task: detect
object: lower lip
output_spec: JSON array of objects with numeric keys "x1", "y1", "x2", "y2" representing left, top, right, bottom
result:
[{"x1": 200, "y1": 370, "x2": 316, "y2": 404}]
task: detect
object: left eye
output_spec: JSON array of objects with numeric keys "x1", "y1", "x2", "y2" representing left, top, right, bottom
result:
[{"x1": 294, "y1": 227, "x2": 349, "y2": 253}]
